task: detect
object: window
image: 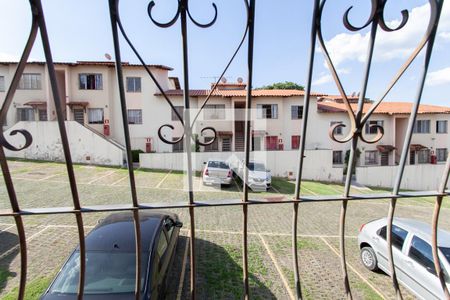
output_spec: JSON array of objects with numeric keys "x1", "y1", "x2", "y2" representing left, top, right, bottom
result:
[
  {"x1": 408, "y1": 236, "x2": 436, "y2": 274},
  {"x1": 204, "y1": 104, "x2": 225, "y2": 120},
  {"x1": 291, "y1": 135, "x2": 300, "y2": 150},
  {"x1": 413, "y1": 120, "x2": 431, "y2": 134},
  {"x1": 204, "y1": 137, "x2": 219, "y2": 152},
  {"x1": 365, "y1": 120, "x2": 384, "y2": 135},
  {"x1": 38, "y1": 109, "x2": 47, "y2": 121},
  {"x1": 377, "y1": 225, "x2": 408, "y2": 250},
  {"x1": 79, "y1": 74, "x2": 103, "y2": 90},
  {"x1": 0, "y1": 76, "x2": 4, "y2": 92},
  {"x1": 330, "y1": 121, "x2": 343, "y2": 135},
  {"x1": 127, "y1": 109, "x2": 142, "y2": 124},
  {"x1": 291, "y1": 105, "x2": 303, "y2": 119},
  {"x1": 222, "y1": 137, "x2": 231, "y2": 152},
  {"x1": 436, "y1": 120, "x2": 448, "y2": 134},
  {"x1": 333, "y1": 151, "x2": 343, "y2": 165},
  {"x1": 126, "y1": 77, "x2": 141, "y2": 92},
  {"x1": 18, "y1": 73, "x2": 41, "y2": 90},
  {"x1": 436, "y1": 148, "x2": 448, "y2": 162},
  {"x1": 265, "y1": 136, "x2": 278, "y2": 150},
  {"x1": 87, "y1": 108, "x2": 104, "y2": 124},
  {"x1": 172, "y1": 138, "x2": 183, "y2": 152},
  {"x1": 171, "y1": 106, "x2": 184, "y2": 121},
  {"x1": 365, "y1": 151, "x2": 378, "y2": 165},
  {"x1": 418, "y1": 149, "x2": 430, "y2": 164},
  {"x1": 257, "y1": 104, "x2": 278, "y2": 119},
  {"x1": 17, "y1": 108, "x2": 35, "y2": 121}
]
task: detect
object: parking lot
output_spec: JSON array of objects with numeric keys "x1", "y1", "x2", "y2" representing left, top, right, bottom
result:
[{"x1": 0, "y1": 160, "x2": 449, "y2": 299}]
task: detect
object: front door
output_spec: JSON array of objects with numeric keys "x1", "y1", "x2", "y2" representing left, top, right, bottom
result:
[
  {"x1": 410, "y1": 151, "x2": 416, "y2": 165},
  {"x1": 381, "y1": 152, "x2": 389, "y2": 166},
  {"x1": 73, "y1": 109, "x2": 84, "y2": 124}
]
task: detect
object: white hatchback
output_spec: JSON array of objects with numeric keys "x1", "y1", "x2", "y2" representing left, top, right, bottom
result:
[
  {"x1": 358, "y1": 218, "x2": 450, "y2": 300},
  {"x1": 202, "y1": 159, "x2": 233, "y2": 186}
]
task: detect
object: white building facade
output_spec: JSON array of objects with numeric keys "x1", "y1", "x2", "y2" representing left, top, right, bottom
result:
[{"x1": 1, "y1": 61, "x2": 449, "y2": 168}]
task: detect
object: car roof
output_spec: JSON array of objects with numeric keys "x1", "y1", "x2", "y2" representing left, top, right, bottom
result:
[
  {"x1": 83, "y1": 211, "x2": 177, "y2": 252},
  {"x1": 207, "y1": 159, "x2": 227, "y2": 163},
  {"x1": 377, "y1": 218, "x2": 450, "y2": 247}
]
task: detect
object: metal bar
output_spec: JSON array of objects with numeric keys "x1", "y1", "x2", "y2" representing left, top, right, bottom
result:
[
  {"x1": 177, "y1": 1, "x2": 196, "y2": 298},
  {"x1": 431, "y1": 152, "x2": 450, "y2": 298},
  {"x1": 108, "y1": 1, "x2": 142, "y2": 298},
  {"x1": 340, "y1": 14, "x2": 379, "y2": 300},
  {"x1": 292, "y1": 1, "x2": 320, "y2": 298},
  {"x1": 1, "y1": 190, "x2": 449, "y2": 217},
  {"x1": 387, "y1": 2, "x2": 443, "y2": 299},
  {"x1": 0, "y1": 7, "x2": 39, "y2": 298},
  {"x1": 32, "y1": 0, "x2": 87, "y2": 298},
  {"x1": 241, "y1": 0, "x2": 256, "y2": 298}
]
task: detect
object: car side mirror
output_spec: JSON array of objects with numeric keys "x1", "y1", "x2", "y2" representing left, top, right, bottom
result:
[
  {"x1": 175, "y1": 221, "x2": 183, "y2": 228},
  {"x1": 203, "y1": 162, "x2": 206, "y2": 165}
]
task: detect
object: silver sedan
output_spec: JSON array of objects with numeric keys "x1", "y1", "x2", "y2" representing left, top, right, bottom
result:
[{"x1": 358, "y1": 218, "x2": 450, "y2": 300}]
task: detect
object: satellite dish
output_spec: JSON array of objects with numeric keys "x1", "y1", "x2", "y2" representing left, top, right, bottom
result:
[
  {"x1": 105, "y1": 53, "x2": 112, "y2": 61},
  {"x1": 221, "y1": 77, "x2": 227, "y2": 83},
  {"x1": 237, "y1": 77, "x2": 244, "y2": 84}
]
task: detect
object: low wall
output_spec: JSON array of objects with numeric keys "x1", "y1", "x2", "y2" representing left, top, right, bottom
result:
[
  {"x1": 356, "y1": 164, "x2": 449, "y2": 191},
  {"x1": 140, "y1": 150, "x2": 343, "y2": 182},
  {"x1": 4, "y1": 121, "x2": 125, "y2": 166}
]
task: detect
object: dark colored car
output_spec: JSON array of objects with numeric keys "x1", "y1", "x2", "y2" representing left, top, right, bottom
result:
[{"x1": 41, "y1": 211, "x2": 182, "y2": 300}]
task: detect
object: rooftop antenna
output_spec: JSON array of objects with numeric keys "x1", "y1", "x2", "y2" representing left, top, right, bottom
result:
[
  {"x1": 237, "y1": 77, "x2": 244, "y2": 84},
  {"x1": 104, "y1": 53, "x2": 112, "y2": 61}
]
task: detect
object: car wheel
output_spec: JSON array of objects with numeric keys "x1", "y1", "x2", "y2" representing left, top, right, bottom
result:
[{"x1": 360, "y1": 246, "x2": 378, "y2": 271}]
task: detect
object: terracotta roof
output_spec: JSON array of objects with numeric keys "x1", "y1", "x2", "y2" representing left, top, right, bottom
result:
[
  {"x1": 0, "y1": 61, "x2": 173, "y2": 71},
  {"x1": 156, "y1": 89, "x2": 326, "y2": 98},
  {"x1": 24, "y1": 101, "x2": 46, "y2": 107},
  {"x1": 318, "y1": 101, "x2": 450, "y2": 115}
]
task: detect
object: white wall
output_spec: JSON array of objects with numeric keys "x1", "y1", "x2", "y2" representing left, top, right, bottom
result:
[
  {"x1": 356, "y1": 164, "x2": 450, "y2": 191},
  {"x1": 140, "y1": 149, "x2": 344, "y2": 182},
  {"x1": 4, "y1": 121, "x2": 124, "y2": 166}
]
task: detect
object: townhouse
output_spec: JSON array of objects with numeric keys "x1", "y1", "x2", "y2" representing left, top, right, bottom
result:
[{"x1": 1, "y1": 61, "x2": 449, "y2": 168}]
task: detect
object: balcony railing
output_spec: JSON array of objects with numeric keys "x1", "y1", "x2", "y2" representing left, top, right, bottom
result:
[{"x1": 0, "y1": 0, "x2": 449, "y2": 299}]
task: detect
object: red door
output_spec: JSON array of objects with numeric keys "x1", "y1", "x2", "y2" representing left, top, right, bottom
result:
[{"x1": 265, "y1": 136, "x2": 278, "y2": 150}]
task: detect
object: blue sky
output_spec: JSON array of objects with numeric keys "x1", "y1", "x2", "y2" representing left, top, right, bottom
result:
[{"x1": 0, "y1": 0, "x2": 449, "y2": 105}]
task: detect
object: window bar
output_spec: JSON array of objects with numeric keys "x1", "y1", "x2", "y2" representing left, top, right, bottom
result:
[
  {"x1": 0, "y1": 6, "x2": 39, "y2": 298},
  {"x1": 241, "y1": 0, "x2": 256, "y2": 298},
  {"x1": 292, "y1": 0, "x2": 320, "y2": 298},
  {"x1": 176, "y1": 1, "x2": 198, "y2": 298},
  {"x1": 431, "y1": 152, "x2": 450, "y2": 298},
  {"x1": 108, "y1": 1, "x2": 143, "y2": 299},
  {"x1": 32, "y1": 0, "x2": 88, "y2": 298},
  {"x1": 387, "y1": 2, "x2": 443, "y2": 299}
]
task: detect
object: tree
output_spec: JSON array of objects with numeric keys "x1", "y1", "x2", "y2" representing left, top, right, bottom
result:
[{"x1": 258, "y1": 81, "x2": 304, "y2": 90}]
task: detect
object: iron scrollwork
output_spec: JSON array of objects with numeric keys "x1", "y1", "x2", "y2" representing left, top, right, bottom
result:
[
  {"x1": 319, "y1": 0, "x2": 439, "y2": 145},
  {"x1": 114, "y1": 0, "x2": 249, "y2": 147}
]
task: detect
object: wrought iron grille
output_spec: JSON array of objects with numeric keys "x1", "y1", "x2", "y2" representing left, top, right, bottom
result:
[{"x1": 0, "y1": 0, "x2": 449, "y2": 299}]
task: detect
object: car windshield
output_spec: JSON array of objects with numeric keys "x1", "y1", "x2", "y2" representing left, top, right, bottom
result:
[
  {"x1": 208, "y1": 161, "x2": 229, "y2": 169},
  {"x1": 49, "y1": 251, "x2": 148, "y2": 295},
  {"x1": 440, "y1": 247, "x2": 450, "y2": 264},
  {"x1": 248, "y1": 163, "x2": 266, "y2": 172}
]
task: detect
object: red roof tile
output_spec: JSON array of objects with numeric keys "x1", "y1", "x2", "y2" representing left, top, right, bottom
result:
[
  {"x1": 318, "y1": 101, "x2": 450, "y2": 115},
  {"x1": 156, "y1": 89, "x2": 326, "y2": 98},
  {"x1": 0, "y1": 61, "x2": 173, "y2": 71}
]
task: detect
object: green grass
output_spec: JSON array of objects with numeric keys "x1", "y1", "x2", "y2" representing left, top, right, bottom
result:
[
  {"x1": 1, "y1": 277, "x2": 51, "y2": 300},
  {"x1": 353, "y1": 281, "x2": 383, "y2": 300},
  {"x1": 0, "y1": 268, "x2": 13, "y2": 292}
]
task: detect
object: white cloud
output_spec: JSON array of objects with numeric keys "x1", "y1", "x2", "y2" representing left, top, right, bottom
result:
[
  {"x1": 312, "y1": 68, "x2": 349, "y2": 86},
  {"x1": 322, "y1": 2, "x2": 450, "y2": 67},
  {"x1": 313, "y1": 74, "x2": 332, "y2": 85},
  {"x1": 426, "y1": 67, "x2": 450, "y2": 86}
]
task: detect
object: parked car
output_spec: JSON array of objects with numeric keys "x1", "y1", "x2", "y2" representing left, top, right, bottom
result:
[
  {"x1": 358, "y1": 217, "x2": 450, "y2": 300},
  {"x1": 233, "y1": 160, "x2": 272, "y2": 191},
  {"x1": 202, "y1": 159, "x2": 233, "y2": 186},
  {"x1": 41, "y1": 211, "x2": 182, "y2": 300}
]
